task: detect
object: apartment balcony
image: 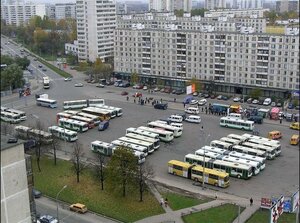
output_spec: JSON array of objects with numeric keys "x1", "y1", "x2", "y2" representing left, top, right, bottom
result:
[
  {"x1": 176, "y1": 40, "x2": 186, "y2": 45},
  {"x1": 142, "y1": 43, "x2": 151, "y2": 48}
]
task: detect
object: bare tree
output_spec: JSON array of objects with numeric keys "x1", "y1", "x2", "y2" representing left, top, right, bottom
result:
[
  {"x1": 50, "y1": 134, "x2": 61, "y2": 166},
  {"x1": 136, "y1": 163, "x2": 154, "y2": 202},
  {"x1": 72, "y1": 141, "x2": 86, "y2": 183},
  {"x1": 1, "y1": 122, "x2": 14, "y2": 136},
  {"x1": 31, "y1": 119, "x2": 45, "y2": 172},
  {"x1": 93, "y1": 153, "x2": 107, "y2": 190}
]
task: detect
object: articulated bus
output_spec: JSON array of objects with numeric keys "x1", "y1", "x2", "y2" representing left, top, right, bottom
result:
[
  {"x1": 227, "y1": 134, "x2": 248, "y2": 143},
  {"x1": 64, "y1": 110, "x2": 80, "y2": 116},
  {"x1": 118, "y1": 136, "x2": 155, "y2": 154},
  {"x1": 15, "y1": 125, "x2": 32, "y2": 139},
  {"x1": 228, "y1": 150, "x2": 266, "y2": 171},
  {"x1": 219, "y1": 137, "x2": 240, "y2": 145},
  {"x1": 168, "y1": 160, "x2": 230, "y2": 188},
  {"x1": 48, "y1": 126, "x2": 77, "y2": 142},
  {"x1": 220, "y1": 117, "x2": 254, "y2": 131},
  {"x1": 111, "y1": 139, "x2": 148, "y2": 157},
  {"x1": 69, "y1": 115, "x2": 95, "y2": 129},
  {"x1": 58, "y1": 118, "x2": 89, "y2": 133},
  {"x1": 82, "y1": 107, "x2": 110, "y2": 121},
  {"x1": 76, "y1": 112, "x2": 100, "y2": 126},
  {"x1": 92, "y1": 104, "x2": 123, "y2": 117},
  {"x1": 36, "y1": 98, "x2": 57, "y2": 108},
  {"x1": 56, "y1": 112, "x2": 73, "y2": 123},
  {"x1": 1, "y1": 111, "x2": 22, "y2": 123},
  {"x1": 198, "y1": 145, "x2": 230, "y2": 156},
  {"x1": 210, "y1": 140, "x2": 233, "y2": 150},
  {"x1": 5, "y1": 108, "x2": 26, "y2": 121},
  {"x1": 184, "y1": 153, "x2": 253, "y2": 180},
  {"x1": 63, "y1": 100, "x2": 87, "y2": 110},
  {"x1": 137, "y1": 126, "x2": 174, "y2": 142},
  {"x1": 147, "y1": 121, "x2": 182, "y2": 137},
  {"x1": 229, "y1": 145, "x2": 267, "y2": 159},
  {"x1": 126, "y1": 127, "x2": 160, "y2": 150},
  {"x1": 125, "y1": 133, "x2": 160, "y2": 151},
  {"x1": 241, "y1": 142, "x2": 276, "y2": 160},
  {"x1": 15, "y1": 125, "x2": 53, "y2": 144},
  {"x1": 90, "y1": 140, "x2": 145, "y2": 164}
]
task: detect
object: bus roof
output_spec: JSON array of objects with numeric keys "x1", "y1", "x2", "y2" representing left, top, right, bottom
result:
[
  {"x1": 192, "y1": 165, "x2": 229, "y2": 177},
  {"x1": 168, "y1": 160, "x2": 193, "y2": 169},
  {"x1": 220, "y1": 117, "x2": 254, "y2": 124},
  {"x1": 37, "y1": 98, "x2": 57, "y2": 103}
]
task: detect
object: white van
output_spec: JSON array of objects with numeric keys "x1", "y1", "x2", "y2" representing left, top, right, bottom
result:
[
  {"x1": 170, "y1": 122, "x2": 183, "y2": 130},
  {"x1": 263, "y1": 98, "x2": 272, "y2": 106},
  {"x1": 185, "y1": 107, "x2": 199, "y2": 114},
  {"x1": 185, "y1": 115, "x2": 201, "y2": 124},
  {"x1": 168, "y1": 115, "x2": 183, "y2": 123},
  {"x1": 227, "y1": 113, "x2": 242, "y2": 119}
]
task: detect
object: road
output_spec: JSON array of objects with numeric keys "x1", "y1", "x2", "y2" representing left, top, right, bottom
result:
[{"x1": 1, "y1": 36, "x2": 299, "y2": 211}]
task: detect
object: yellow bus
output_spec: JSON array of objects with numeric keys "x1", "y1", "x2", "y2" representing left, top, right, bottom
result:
[{"x1": 167, "y1": 160, "x2": 230, "y2": 188}]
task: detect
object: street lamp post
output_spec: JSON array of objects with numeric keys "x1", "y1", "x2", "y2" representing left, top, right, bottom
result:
[
  {"x1": 202, "y1": 133, "x2": 211, "y2": 190},
  {"x1": 56, "y1": 185, "x2": 67, "y2": 223}
]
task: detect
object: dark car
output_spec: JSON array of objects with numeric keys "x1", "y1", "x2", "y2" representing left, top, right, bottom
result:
[
  {"x1": 154, "y1": 103, "x2": 168, "y2": 110},
  {"x1": 175, "y1": 89, "x2": 184, "y2": 95},
  {"x1": 122, "y1": 82, "x2": 130, "y2": 88},
  {"x1": 42, "y1": 68, "x2": 47, "y2": 72},
  {"x1": 121, "y1": 91, "x2": 128, "y2": 96},
  {"x1": 7, "y1": 137, "x2": 18, "y2": 143},
  {"x1": 171, "y1": 89, "x2": 177, "y2": 94},
  {"x1": 38, "y1": 65, "x2": 43, "y2": 68},
  {"x1": 39, "y1": 215, "x2": 58, "y2": 223},
  {"x1": 164, "y1": 88, "x2": 172, "y2": 93},
  {"x1": 288, "y1": 103, "x2": 294, "y2": 109},
  {"x1": 33, "y1": 188, "x2": 42, "y2": 198},
  {"x1": 203, "y1": 93, "x2": 210, "y2": 98},
  {"x1": 248, "y1": 115, "x2": 263, "y2": 124},
  {"x1": 98, "y1": 120, "x2": 109, "y2": 131}
]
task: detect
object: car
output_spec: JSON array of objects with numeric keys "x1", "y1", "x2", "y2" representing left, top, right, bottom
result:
[
  {"x1": 122, "y1": 82, "x2": 130, "y2": 88},
  {"x1": 217, "y1": 95, "x2": 223, "y2": 100},
  {"x1": 153, "y1": 87, "x2": 160, "y2": 92},
  {"x1": 252, "y1": 99, "x2": 259, "y2": 104},
  {"x1": 222, "y1": 95, "x2": 229, "y2": 100},
  {"x1": 7, "y1": 137, "x2": 18, "y2": 143},
  {"x1": 132, "y1": 92, "x2": 142, "y2": 97},
  {"x1": 164, "y1": 88, "x2": 172, "y2": 93},
  {"x1": 121, "y1": 91, "x2": 128, "y2": 96},
  {"x1": 98, "y1": 120, "x2": 109, "y2": 131},
  {"x1": 276, "y1": 102, "x2": 282, "y2": 107},
  {"x1": 190, "y1": 99, "x2": 198, "y2": 105},
  {"x1": 290, "y1": 122, "x2": 300, "y2": 130},
  {"x1": 295, "y1": 106, "x2": 300, "y2": 110},
  {"x1": 198, "y1": 99, "x2": 207, "y2": 106},
  {"x1": 38, "y1": 65, "x2": 43, "y2": 68},
  {"x1": 175, "y1": 89, "x2": 184, "y2": 95},
  {"x1": 192, "y1": 91, "x2": 199, "y2": 96},
  {"x1": 70, "y1": 66, "x2": 75, "y2": 70},
  {"x1": 210, "y1": 95, "x2": 216, "y2": 99},
  {"x1": 288, "y1": 103, "x2": 294, "y2": 109},
  {"x1": 160, "y1": 88, "x2": 165, "y2": 92},
  {"x1": 133, "y1": 84, "x2": 143, "y2": 89},
  {"x1": 70, "y1": 203, "x2": 88, "y2": 214},
  {"x1": 248, "y1": 115, "x2": 263, "y2": 124},
  {"x1": 185, "y1": 115, "x2": 201, "y2": 124},
  {"x1": 203, "y1": 93, "x2": 210, "y2": 98},
  {"x1": 271, "y1": 102, "x2": 276, "y2": 107},
  {"x1": 257, "y1": 100, "x2": 264, "y2": 105},
  {"x1": 39, "y1": 215, "x2": 58, "y2": 223},
  {"x1": 247, "y1": 98, "x2": 253, "y2": 104},
  {"x1": 33, "y1": 188, "x2": 42, "y2": 198},
  {"x1": 263, "y1": 98, "x2": 272, "y2": 106},
  {"x1": 233, "y1": 97, "x2": 241, "y2": 102},
  {"x1": 33, "y1": 58, "x2": 37, "y2": 61},
  {"x1": 154, "y1": 103, "x2": 168, "y2": 110},
  {"x1": 96, "y1": 83, "x2": 105, "y2": 88},
  {"x1": 74, "y1": 83, "x2": 83, "y2": 87},
  {"x1": 90, "y1": 79, "x2": 97, "y2": 84},
  {"x1": 171, "y1": 89, "x2": 177, "y2": 94},
  {"x1": 143, "y1": 86, "x2": 148, "y2": 90},
  {"x1": 64, "y1": 77, "x2": 72, "y2": 81},
  {"x1": 174, "y1": 113, "x2": 187, "y2": 120}
]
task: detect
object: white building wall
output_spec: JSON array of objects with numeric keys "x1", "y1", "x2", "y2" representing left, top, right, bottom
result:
[{"x1": 35, "y1": 4, "x2": 46, "y2": 18}]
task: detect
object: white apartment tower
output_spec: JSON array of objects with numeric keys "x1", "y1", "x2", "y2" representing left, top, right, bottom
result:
[
  {"x1": 55, "y1": 3, "x2": 76, "y2": 20},
  {"x1": 149, "y1": 0, "x2": 192, "y2": 12},
  {"x1": 76, "y1": 0, "x2": 116, "y2": 62},
  {"x1": 205, "y1": 0, "x2": 226, "y2": 9}
]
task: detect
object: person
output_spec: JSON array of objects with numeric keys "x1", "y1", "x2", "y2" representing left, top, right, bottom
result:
[
  {"x1": 126, "y1": 96, "x2": 129, "y2": 101},
  {"x1": 160, "y1": 198, "x2": 164, "y2": 206},
  {"x1": 174, "y1": 98, "x2": 176, "y2": 103},
  {"x1": 134, "y1": 98, "x2": 136, "y2": 103},
  {"x1": 164, "y1": 198, "x2": 168, "y2": 207},
  {"x1": 250, "y1": 197, "x2": 253, "y2": 206}
]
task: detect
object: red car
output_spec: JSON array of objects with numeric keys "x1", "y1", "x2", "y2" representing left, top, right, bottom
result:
[
  {"x1": 132, "y1": 92, "x2": 142, "y2": 97},
  {"x1": 121, "y1": 91, "x2": 128, "y2": 96}
]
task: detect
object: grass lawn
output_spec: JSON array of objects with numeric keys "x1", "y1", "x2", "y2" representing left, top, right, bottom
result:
[
  {"x1": 161, "y1": 191, "x2": 212, "y2": 211},
  {"x1": 266, "y1": 26, "x2": 285, "y2": 34},
  {"x1": 37, "y1": 58, "x2": 72, "y2": 78},
  {"x1": 246, "y1": 209, "x2": 296, "y2": 223},
  {"x1": 182, "y1": 203, "x2": 245, "y2": 223},
  {"x1": 32, "y1": 156, "x2": 164, "y2": 222}
]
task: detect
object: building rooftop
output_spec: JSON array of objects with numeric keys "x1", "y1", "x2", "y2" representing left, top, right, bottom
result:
[{"x1": 1, "y1": 134, "x2": 24, "y2": 151}]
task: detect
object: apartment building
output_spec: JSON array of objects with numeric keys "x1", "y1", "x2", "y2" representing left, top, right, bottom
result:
[
  {"x1": 1, "y1": 135, "x2": 32, "y2": 223},
  {"x1": 149, "y1": 0, "x2": 192, "y2": 12},
  {"x1": 276, "y1": 0, "x2": 299, "y2": 13},
  {"x1": 231, "y1": 0, "x2": 263, "y2": 9},
  {"x1": 55, "y1": 3, "x2": 76, "y2": 20},
  {"x1": 76, "y1": 0, "x2": 116, "y2": 62},
  {"x1": 204, "y1": 8, "x2": 269, "y2": 18},
  {"x1": 205, "y1": 0, "x2": 226, "y2": 10},
  {"x1": 114, "y1": 13, "x2": 299, "y2": 97}
]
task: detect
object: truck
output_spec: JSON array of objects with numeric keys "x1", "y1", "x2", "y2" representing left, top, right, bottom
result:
[{"x1": 43, "y1": 77, "x2": 50, "y2": 89}]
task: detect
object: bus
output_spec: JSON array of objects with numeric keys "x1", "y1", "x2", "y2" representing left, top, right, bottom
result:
[
  {"x1": 15, "y1": 125, "x2": 32, "y2": 139},
  {"x1": 82, "y1": 107, "x2": 110, "y2": 121},
  {"x1": 56, "y1": 112, "x2": 73, "y2": 123},
  {"x1": 228, "y1": 151, "x2": 266, "y2": 171},
  {"x1": 87, "y1": 98, "x2": 105, "y2": 107},
  {"x1": 111, "y1": 139, "x2": 148, "y2": 157},
  {"x1": 1, "y1": 111, "x2": 22, "y2": 123},
  {"x1": 241, "y1": 142, "x2": 276, "y2": 160},
  {"x1": 168, "y1": 160, "x2": 230, "y2": 188},
  {"x1": 1, "y1": 106, "x2": 7, "y2": 112},
  {"x1": 227, "y1": 134, "x2": 248, "y2": 143},
  {"x1": 184, "y1": 154, "x2": 253, "y2": 180},
  {"x1": 229, "y1": 145, "x2": 267, "y2": 159},
  {"x1": 125, "y1": 133, "x2": 160, "y2": 151},
  {"x1": 77, "y1": 112, "x2": 100, "y2": 126},
  {"x1": 43, "y1": 76, "x2": 50, "y2": 89},
  {"x1": 63, "y1": 100, "x2": 87, "y2": 110},
  {"x1": 15, "y1": 125, "x2": 53, "y2": 144},
  {"x1": 58, "y1": 118, "x2": 89, "y2": 133},
  {"x1": 198, "y1": 145, "x2": 230, "y2": 156},
  {"x1": 64, "y1": 110, "x2": 80, "y2": 116},
  {"x1": 137, "y1": 126, "x2": 174, "y2": 142},
  {"x1": 210, "y1": 140, "x2": 233, "y2": 150},
  {"x1": 220, "y1": 117, "x2": 254, "y2": 131},
  {"x1": 126, "y1": 127, "x2": 160, "y2": 150},
  {"x1": 48, "y1": 126, "x2": 78, "y2": 142},
  {"x1": 118, "y1": 136, "x2": 155, "y2": 154},
  {"x1": 219, "y1": 137, "x2": 240, "y2": 145},
  {"x1": 195, "y1": 149, "x2": 223, "y2": 160},
  {"x1": 36, "y1": 98, "x2": 57, "y2": 108},
  {"x1": 5, "y1": 108, "x2": 26, "y2": 121},
  {"x1": 147, "y1": 121, "x2": 182, "y2": 137},
  {"x1": 92, "y1": 104, "x2": 123, "y2": 117},
  {"x1": 90, "y1": 140, "x2": 145, "y2": 164},
  {"x1": 69, "y1": 115, "x2": 95, "y2": 129}
]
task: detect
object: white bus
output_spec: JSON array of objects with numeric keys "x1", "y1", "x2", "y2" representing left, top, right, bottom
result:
[
  {"x1": 69, "y1": 115, "x2": 95, "y2": 129},
  {"x1": 229, "y1": 145, "x2": 267, "y2": 159},
  {"x1": 210, "y1": 140, "x2": 233, "y2": 150},
  {"x1": 220, "y1": 117, "x2": 254, "y2": 131},
  {"x1": 118, "y1": 136, "x2": 155, "y2": 154},
  {"x1": 36, "y1": 98, "x2": 57, "y2": 108},
  {"x1": 1, "y1": 106, "x2": 7, "y2": 112},
  {"x1": 63, "y1": 100, "x2": 87, "y2": 110},
  {"x1": 92, "y1": 104, "x2": 123, "y2": 117},
  {"x1": 1, "y1": 111, "x2": 22, "y2": 123},
  {"x1": 137, "y1": 126, "x2": 174, "y2": 142},
  {"x1": 228, "y1": 151, "x2": 266, "y2": 171},
  {"x1": 43, "y1": 76, "x2": 50, "y2": 89},
  {"x1": 5, "y1": 108, "x2": 26, "y2": 121},
  {"x1": 219, "y1": 137, "x2": 241, "y2": 145},
  {"x1": 87, "y1": 98, "x2": 105, "y2": 107},
  {"x1": 126, "y1": 127, "x2": 160, "y2": 150},
  {"x1": 64, "y1": 110, "x2": 80, "y2": 115},
  {"x1": 111, "y1": 139, "x2": 148, "y2": 157},
  {"x1": 227, "y1": 134, "x2": 248, "y2": 143},
  {"x1": 241, "y1": 142, "x2": 276, "y2": 160},
  {"x1": 147, "y1": 121, "x2": 182, "y2": 137},
  {"x1": 15, "y1": 125, "x2": 32, "y2": 139},
  {"x1": 90, "y1": 140, "x2": 145, "y2": 164},
  {"x1": 48, "y1": 126, "x2": 77, "y2": 142},
  {"x1": 56, "y1": 112, "x2": 73, "y2": 123},
  {"x1": 27, "y1": 128, "x2": 53, "y2": 144},
  {"x1": 199, "y1": 145, "x2": 230, "y2": 155},
  {"x1": 82, "y1": 107, "x2": 111, "y2": 121},
  {"x1": 194, "y1": 149, "x2": 222, "y2": 160},
  {"x1": 58, "y1": 118, "x2": 89, "y2": 133},
  {"x1": 125, "y1": 133, "x2": 159, "y2": 151},
  {"x1": 77, "y1": 112, "x2": 100, "y2": 126}
]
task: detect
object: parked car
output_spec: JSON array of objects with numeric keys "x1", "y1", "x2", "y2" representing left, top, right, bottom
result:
[
  {"x1": 132, "y1": 92, "x2": 142, "y2": 97},
  {"x1": 185, "y1": 115, "x2": 201, "y2": 124},
  {"x1": 175, "y1": 89, "x2": 184, "y2": 95},
  {"x1": 38, "y1": 65, "x2": 43, "y2": 68},
  {"x1": 271, "y1": 102, "x2": 276, "y2": 107},
  {"x1": 98, "y1": 120, "x2": 109, "y2": 131},
  {"x1": 143, "y1": 86, "x2": 148, "y2": 90},
  {"x1": 192, "y1": 91, "x2": 199, "y2": 96},
  {"x1": 74, "y1": 83, "x2": 83, "y2": 87},
  {"x1": 263, "y1": 98, "x2": 272, "y2": 106},
  {"x1": 121, "y1": 91, "x2": 128, "y2": 96},
  {"x1": 153, "y1": 87, "x2": 160, "y2": 92},
  {"x1": 210, "y1": 95, "x2": 216, "y2": 99},
  {"x1": 217, "y1": 95, "x2": 223, "y2": 100},
  {"x1": 248, "y1": 115, "x2": 263, "y2": 124},
  {"x1": 198, "y1": 99, "x2": 207, "y2": 106},
  {"x1": 64, "y1": 77, "x2": 72, "y2": 81},
  {"x1": 233, "y1": 97, "x2": 241, "y2": 102},
  {"x1": 276, "y1": 102, "x2": 282, "y2": 107},
  {"x1": 7, "y1": 137, "x2": 18, "y2": 143},
  {"x1": 70, "y1": 203, "x2": 88, "y2": 214},
  {"x1": 190, "y1": 100, "x2": 198, "y2": 105},
  {"x1": 164, "y1": 88, "x2": 172, "y2": 93},
  {"x1": 154, "y1": 103, "x2": 168, "y2": 110},
  {"x1": 133, "y1": 84, "x2": 143, "y2": 89},
  {"x1": 96, "y1": 83, "x2": 105, "y2": 88},
  {"x1": 32, "y1": 188, "x2": 42, "y2": 198},
  {"x1": 288, "y1": 103, "x2": 294, "y2": 109},
  {"x1": 252, "y1": 99, "x2": 259, "y2": 104},
  {"x1": 290, "y1": 122, "x2": 300, "y2": 130},
  {"x1": 39, "y1": 215, "x2": 58, "y2": 223},
  {"x1": 247, "y1": 98, "x2": 253, "y2": 104},
  {"x1": 174, "y1": 113, "x2": 187, "y2": 120},
  {"x1": 203, "y1": 93, "x2": 210, "y2": 98},
  {"x1": 171, "y1": 89, "x2": 177, "y2": 94}
]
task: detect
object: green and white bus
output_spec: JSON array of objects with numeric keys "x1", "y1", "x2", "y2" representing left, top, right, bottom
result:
[
  {"x1": 58, "y1": 118, "x2": 89, "y2": 133},
  {"x1": 15, "y1": 125, "x2": 53, "y2": 144},
  {"x1": 147, "y1": 121, "x2": 182, "y2": 137},
  {"x1": 210, "y1": 140, "x2": 233, "y2": 150},
  {"x1": 219, "y1": 137, "x2": 241, "y2": 145},
  {"x1": 125, "y1": 133, "x2": 160, "y2": 151},
  {"x1": 48, "y1": 126, "x2": 78, "y2": 142},
  {"x1": 228, "y1": 150, "x2": 266, "y2": 171},
  {"x1": 241, "y1": 142, "x2": 276, "y2": 160},
  {"x1": 92, "y1": 104, "x2": 123, "y2": 117},
  {"x1": 111, "y1": 139, "x2": 148, "y2": 157},
  {"x1": 87, "y1": 98, "x2": 105, "y2": 107},
  {"x1": 229, "y1": 145, "x2": 267, "y2": 159},
  {"x1": 118, "y1": 136, "x2": 155, "y2": 154},
  {"x1": 126, "y1": 127, "x2": 160, "y2": 150},
  {"x1": 198, "y1": 145, "x2": 230, "y2": 155},
  {"x1": 137, "y1": 126, "x2": 174, "y2": 142},
  {"x1": 220, "y1": 117, "x2": 254, "y2": 131},
  {"x1": 184, "y1": 153, "x2": 253, "y2": 180}
]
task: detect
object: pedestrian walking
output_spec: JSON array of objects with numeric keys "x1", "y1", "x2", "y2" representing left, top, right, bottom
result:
[
  {"x1": 183, "y1": 102, "x2": 186, "y2": 108},
  {"x1": 164, "y1": 198, "x2": 168, "y2": 207},
  {"x1": 250, "y1": 197, "x2": 253, "y2": 206},
  {"x1": 160, "y1": 198, "x2": 164, "y2": 206},
  {"x1": 160, "y1": 98, "x2": 163, "y2": 103},
  {"x1": 174, "y1": 98, "x2": 176, "y2": 103},
  {"x1": 134, "y1": 98, "x2": 136, "y2": 103},
  {"x1": 126, "y1": 96, "x2": 129, "y2": 101}
]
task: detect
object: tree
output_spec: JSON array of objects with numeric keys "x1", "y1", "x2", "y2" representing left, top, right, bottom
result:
[
  {"x1": 66, "y1": 54, "x2": 78, "y2": 65},
  {"x1": 191, "y1": 8, "x2": 208, "y2": 17},
  {"x1": 94, "y1": 153, "x2": 108, "y2": 190},
  {"x1": 136, "y1": 163, "x2": 154, "y2": 202},
  {"x1": 174, "y1": 9, "x2": 184, "y2": 17},
  {"x1": 130, "y1": 72, "x2": 139, "y2": 85},
  {"x1": 249, "y1": 88, "x2": 262, "y2": 99},
  {"x1": 50, "y1": 135, "x2": 61, "y2": 166},
  {"x1": 1, "y1": 55, "x2": 14, "y2": 66},
  {"x1": 264, "y1": 11, "x2": 278, "y2": 25},
  {"x1": 106, "y1": 146, "x2": 138, "y2": 197},
  {"x1": 15, "y1": 56, "x2": 30, "y2": 70},
  {"x1": 1, "y1": 64, "x2": 24, "y2": 91},
  {"x1": 31, "y1": 119, "x2": 45, "y2": 172},
  {"x1": 1, "y1": 122, "x2": 14, "y2": 136},
  {"x1": 72, "y1": 142, "x2": 86, "y2": 183}
]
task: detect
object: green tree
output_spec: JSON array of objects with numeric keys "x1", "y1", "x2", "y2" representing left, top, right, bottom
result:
[
  {"x1": 264, "y1": 11, "x2": 278, "y2": 25},
  {"x1": 15, "y1": 56, "x2": 30, "y2": 70},
  {"x1": 66, "y1": 54, "x2": 78, "y2": 65},
  {"x1": 1, "y1": 55, "x2": 14, "y2": 66},
  {"x1": 191, "y1": 8, "x2": 208, "y2": 17},
  {"x1": 249, "y1": 88, "x2": 262, "y2": 99},
  {"x1": 130, "y1": 72, "x2": 139, "y2": 85},
  {"x1": 1, "y1": 64, "x2": 24, "y2": 91},
  {"x1": 106, "y1": 146, "x2": 138, "y2": 197},
  {"x1": 174, "y1": 9, "x2": 184, "y2": 17}
]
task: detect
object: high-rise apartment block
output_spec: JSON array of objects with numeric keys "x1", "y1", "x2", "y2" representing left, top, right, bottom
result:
[
  {"x1": 76, "y1": 0, "x2": 116, "y2": 62},
  {"x1": 231, "y1": 0, "x2": 263, "y2": 9},
  {"x1": 114, "y1": 13, "x2": 299, "y2": 97},
  {"x1": 276, "y1": 0, "x2": 299, "y2": 13},
  {"x1": 204, "y1": 8, "x2": 268, "y2": 18},
  {"x1": 205, "y1": 0, "x2": 226, "y2": 10},
  {"x1": 149, "y1": 0, "x2": 192, "y2": 12},
  {"x1": 55, "y1": 3, "x2": 76, "y2": 20}
]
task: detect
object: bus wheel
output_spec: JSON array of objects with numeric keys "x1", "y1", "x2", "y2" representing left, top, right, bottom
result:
[
  {"x1": 225, "y1": 125, "x2": 228, "y2": 128},
  {"x1": 241, "y1": 127, "x2": 245, "y2": 130},
  {"x1": 173, "y1": 172, "x2": 176, "y2": 176},
  {"x1": 214, "y1": 183, "x2": 218, "y2": 187},
  {"x1": 194, "y1": 178, "x2": 199, "y2": 182},
  {"x1": 237, "y1": 175, "x2": 241, "y2": 179}
]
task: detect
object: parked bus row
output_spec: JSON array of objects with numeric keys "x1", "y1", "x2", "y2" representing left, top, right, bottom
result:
[
  {"x1": 63, "y1": 99, "x2": 105, "y2": 110},
  {"x1": 15, "y1": 125, "x2": 53, "y2": 144},
  {"x1": 1, "y1": 107, "x2": 27, "y2": 124}
]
